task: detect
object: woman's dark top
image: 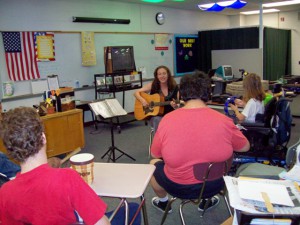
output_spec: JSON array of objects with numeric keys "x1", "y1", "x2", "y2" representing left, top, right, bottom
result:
[{"x1": 151, "y1": 85, "x2": 179, "y2": 116}]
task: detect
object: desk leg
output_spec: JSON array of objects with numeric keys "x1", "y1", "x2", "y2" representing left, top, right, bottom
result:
[
  {"x1": 108, "y1": 199, "x2": 125, "y2": 223},
  {"x1": 141, "y1": 194, "x2": 149, "y2": 225},
  {"x1": 129, "y1": 196, "x2": 145, "y2": 225},
  {"x1": 124, "y1": 199, "x2": 129, "y2": 225}
]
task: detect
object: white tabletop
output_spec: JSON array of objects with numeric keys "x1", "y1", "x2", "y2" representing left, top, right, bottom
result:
[{"x1": 90, "y1": 162, "x2": 155, "y2": 198}]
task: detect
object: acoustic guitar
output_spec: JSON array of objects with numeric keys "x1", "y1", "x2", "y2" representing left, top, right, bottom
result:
[{"x1": 134, "y1": 92, "x2": 179, "y2": 120}]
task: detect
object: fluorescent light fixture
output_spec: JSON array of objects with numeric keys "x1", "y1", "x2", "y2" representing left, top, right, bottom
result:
[
  {"x1": 240, "y1": 8, "x2": 280, "y2": 15},
  {"x1": 263, "y1": 0, "x2": 300, "y2": 8}
]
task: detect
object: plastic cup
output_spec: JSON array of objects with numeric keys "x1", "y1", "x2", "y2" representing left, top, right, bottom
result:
[{"x1": 70, "y1": 153, "x2": 94, "y2": 184}]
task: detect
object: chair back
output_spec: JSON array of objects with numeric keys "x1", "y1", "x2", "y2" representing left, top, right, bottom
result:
[
  {"x1": 193, "y1": 155, "x2": 233, "y2": 182},
  {"x1": 263, "y1": 97, "x2": 278, "y2": 127},
  {"x1": 285, "y1": 138, "x2": 300, "y2": 169}
]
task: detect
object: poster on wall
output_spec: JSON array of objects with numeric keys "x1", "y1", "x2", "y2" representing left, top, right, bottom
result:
[
  {"x1": 81, "y1": 32, "x2": 97, "y2": 66},
  {"x1": 174, "y1": 35, "x2": 198, "y2": 76},
  {"x1": 34, "y1": 32, "x2": 55, "y2": 61},
  {"x1": 155, "y1": 34, "x2": 170, "y2": 50}
]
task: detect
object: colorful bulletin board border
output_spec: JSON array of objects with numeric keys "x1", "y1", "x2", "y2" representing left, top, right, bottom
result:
[
  {"x1": 174, "y1": 34, "x2": 198, "y2": 76},
  {"x1": 34, "y1": 32, "x2": 55, "y2": 61}
]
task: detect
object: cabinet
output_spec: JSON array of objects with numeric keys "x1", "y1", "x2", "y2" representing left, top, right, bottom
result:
[{"x1": 0, "y1": 109, "x2": 85, "y2": 158}]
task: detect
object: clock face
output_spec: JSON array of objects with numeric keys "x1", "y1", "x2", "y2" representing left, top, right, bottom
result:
[{"x1": 156, "y1": 12, "x2": 165, "y2": 25}]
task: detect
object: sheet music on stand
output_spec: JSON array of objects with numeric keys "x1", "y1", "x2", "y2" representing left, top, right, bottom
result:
[{"x1": 89, "y1": 98, "x2": 127, "y2": 119}]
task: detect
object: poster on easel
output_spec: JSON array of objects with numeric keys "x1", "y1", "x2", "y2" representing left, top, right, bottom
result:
[
  {"x1": 81, "y1": 32, "x2": 96, "y2": 66},
  {"x1": 174, "y1": 34, "x2": 198, "y2": 76},
  {"x1": 34, "y1": 32, "x2": 55, "y2": 61}
]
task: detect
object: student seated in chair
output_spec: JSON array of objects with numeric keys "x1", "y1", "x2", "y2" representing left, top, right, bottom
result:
[
  {"x1": 229, "y1": 73, "x2": 265, "y2": 123},
  {"x1": 149, "y1": 71, "x2": 250, "y2": 213},
  {"x1": 0, "y1": 107, "x2": 110, "y2": 225}
]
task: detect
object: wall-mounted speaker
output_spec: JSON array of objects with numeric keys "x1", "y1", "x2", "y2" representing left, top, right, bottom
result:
[{"x1": 73, "y1": 17, "x2": 130, "y2": 24}]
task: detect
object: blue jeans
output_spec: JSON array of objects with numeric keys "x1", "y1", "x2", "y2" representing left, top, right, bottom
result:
[
  {"x1": 149, "y1": 116, "x2": 163, "y2": 134},
  {"x1": 0, "y1": 152, "x2": 20, "y2": 178}
]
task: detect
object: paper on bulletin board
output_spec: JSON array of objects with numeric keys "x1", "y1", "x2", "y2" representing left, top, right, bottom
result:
[
  {"x1": 34, "y1": 32, "x2": 55, "y2": 61},
  {"x1": 31, "y1": 79, "x2": 49, "y2": 94},
  {"x1": 155, "y1": 34, "x2": 169, "y2": 50},
  {"x1": 81, "y1": 32, "x2": 97, "y2": 66}
]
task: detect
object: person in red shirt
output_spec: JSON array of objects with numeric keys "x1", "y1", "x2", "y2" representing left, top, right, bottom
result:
[
  {"x1": 150, "y1": 71, "x2": 250, "y2": 213},
  {"x1": 0, "y1": 107, "x2": 110, "y2": 225}
]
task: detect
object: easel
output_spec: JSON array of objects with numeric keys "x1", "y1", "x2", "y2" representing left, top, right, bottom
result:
[{"x1": 89, "y1": 99, "x2": 136, "y2": 163}]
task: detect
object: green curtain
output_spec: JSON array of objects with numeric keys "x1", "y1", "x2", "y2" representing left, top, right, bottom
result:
[
  {"x1": 198, "y1": 27, "x2": 259, "y2": 73},
  {"x1": 263, "y1": 27, "x2": 291, "y2": 81}
]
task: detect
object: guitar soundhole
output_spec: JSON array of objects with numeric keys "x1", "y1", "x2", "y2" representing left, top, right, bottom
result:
[{"x1": 143, "y1": 106, "x2": 154, "y2": 114}]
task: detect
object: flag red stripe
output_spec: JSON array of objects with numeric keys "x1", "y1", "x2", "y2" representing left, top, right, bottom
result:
[{"x1": 4, "y1": 32, "x2": 40, "y2": 81}]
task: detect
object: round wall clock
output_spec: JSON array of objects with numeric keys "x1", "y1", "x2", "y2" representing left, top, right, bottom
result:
[{"x1": 156, "y1": 12, "x2": 165, "y2": 25}]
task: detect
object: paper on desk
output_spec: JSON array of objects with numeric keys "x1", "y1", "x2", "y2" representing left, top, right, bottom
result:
[
  {"x1": 224, "y1": 176, "x2": 300, "y2": 215},
  {"x1": 238, "y1": 180, "x2": 294, "y2": 207}
]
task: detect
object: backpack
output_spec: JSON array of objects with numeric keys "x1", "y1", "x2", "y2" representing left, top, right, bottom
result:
[{"x1": 270, "y1": 98, "x2": 293, "y2": 146}]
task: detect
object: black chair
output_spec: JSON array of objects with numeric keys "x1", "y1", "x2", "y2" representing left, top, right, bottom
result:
[
  {"x1": 233, "y1": 96, "x2": 293, "y2": 170},
  {"x1": 159, "y1": 156, "x2": 233, "y2": 225}
]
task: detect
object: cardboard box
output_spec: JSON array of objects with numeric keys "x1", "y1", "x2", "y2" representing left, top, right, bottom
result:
[{"x1": 226, "y1": 80, "x2": 269, "y2": 96}]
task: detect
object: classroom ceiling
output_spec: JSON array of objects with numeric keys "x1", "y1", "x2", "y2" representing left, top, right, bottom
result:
[{"x1": 108, "y1": 0, "x2": 300, "y2": 15}]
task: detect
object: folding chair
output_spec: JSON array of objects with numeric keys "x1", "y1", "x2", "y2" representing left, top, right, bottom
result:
[{"x1": 160, "y1": 156, "x2": 233, "y2": 225}]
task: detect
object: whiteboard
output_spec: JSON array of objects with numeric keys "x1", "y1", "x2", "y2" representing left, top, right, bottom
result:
[{"x1": 212, "y1": 49, "x2": 263, "y2": 79}]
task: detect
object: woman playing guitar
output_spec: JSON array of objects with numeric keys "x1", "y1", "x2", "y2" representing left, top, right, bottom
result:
[{"x1": 134, "y1": 65, "x2": 180, "y2": 133}]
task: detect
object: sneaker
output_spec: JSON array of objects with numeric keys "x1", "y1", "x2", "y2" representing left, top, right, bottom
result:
[
  {"x1": 151, "y1": 197, "x2": 172, "y2": 213},
  {"x1": 198, "y1": 196, "x2": 220, "y2": 212}
]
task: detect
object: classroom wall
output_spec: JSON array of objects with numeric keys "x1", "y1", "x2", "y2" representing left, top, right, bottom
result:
[
  {"x1": 243, "y1": 11, "x2": 300, "y2": 76},
  {"x1": 0, "y1": 0, "x2": 230, "y2": 116}
]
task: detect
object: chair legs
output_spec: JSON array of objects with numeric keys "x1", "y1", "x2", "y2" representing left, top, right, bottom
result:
[
  {"x1": 148, "y1": 127, "x2": 154, "y2": 158},
  {"x1": 159, "y1": 193, "x2": 232, "y2": 225},
  {"x1": 179, "y1": 200, "x2": 192, "y2": 225},
  {"x1": 220, "y1": 189, "x2": 233, "y2": 217},
  {"x1": 160, "y1": 197, "x2": 177, "y2": 225}
]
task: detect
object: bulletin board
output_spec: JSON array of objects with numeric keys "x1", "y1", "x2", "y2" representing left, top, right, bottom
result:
[{"x1": 174, "y1": 34, "x2": 198, "y2": 76}]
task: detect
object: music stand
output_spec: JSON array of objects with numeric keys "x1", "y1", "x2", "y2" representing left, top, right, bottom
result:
[{"x1": 89, "y1": 99, "x2": 136, "y2": 163}]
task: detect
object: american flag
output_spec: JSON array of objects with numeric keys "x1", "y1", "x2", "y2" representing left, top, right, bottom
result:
[{"x1": 2, "y1": 32, "x2": 40, "y2": 81}]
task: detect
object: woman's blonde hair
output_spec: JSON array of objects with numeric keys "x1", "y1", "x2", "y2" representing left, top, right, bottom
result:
[{"x1": 243, "y1": 73, "x2": 266, "y2": 103}]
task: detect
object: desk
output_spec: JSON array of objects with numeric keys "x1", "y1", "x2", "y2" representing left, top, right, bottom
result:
[
  {"x1": 0, "y1": 109, "x2": 85, "y2": 158},
  {"x1": 224, "y1": 176, "x2": 300, "y2": 225},
  {"x1": 90, "y1": 163, "x2": 155, "y2": 225},
  {"x1": 207, "y1": 100, "x2": 225, "y2": 110}
]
